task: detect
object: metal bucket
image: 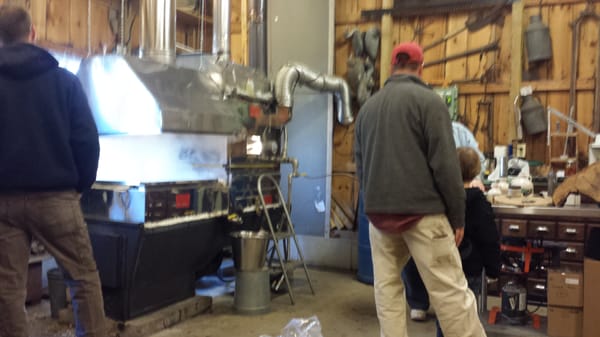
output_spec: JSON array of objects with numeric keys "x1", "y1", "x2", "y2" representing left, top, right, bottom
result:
[{"x1": 230, "y1": 230, "x2": 269, "y2": 271}]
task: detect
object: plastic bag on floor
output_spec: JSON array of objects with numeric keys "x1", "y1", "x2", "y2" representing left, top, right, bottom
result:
[{"x1": 259, "y1": 316, "x2": 323, "y2": 337}]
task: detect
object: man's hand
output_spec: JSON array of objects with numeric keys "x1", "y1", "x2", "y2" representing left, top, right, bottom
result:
[
  {"x1": 454, "y1": 227, "x2": 464, "y2": 246},
  {"x1": 469, "y1": 178, "x2": 486, "y2": 192}
]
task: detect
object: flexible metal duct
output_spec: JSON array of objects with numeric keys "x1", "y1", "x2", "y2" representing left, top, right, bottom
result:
[
  {"x1": 275, "y1": 63, "x2": 354, "y2": 125},
  {"x1": 248, "y1": 0, "x2": 267, "y2": 74},
  {"x1": 212, "y1": 0, "x2": 231, "y2": 61},
  {"x1": 140, "y1": 0, "x2": 176, "y2": 64}
]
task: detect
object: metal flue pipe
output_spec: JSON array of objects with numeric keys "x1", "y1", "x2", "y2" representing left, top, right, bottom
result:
[
  {"x1": 212, "y1": 0, "x2": 231, "y2": 61},
  {"x1": 275, "y1": 63, "x2": 354, "y2": 125},
  {"x1": 140, "y1": 0, "x2": 176, "y2": 64},
  {"x1": 248, "y1": 0, "x2": 267, "y2": 74}
]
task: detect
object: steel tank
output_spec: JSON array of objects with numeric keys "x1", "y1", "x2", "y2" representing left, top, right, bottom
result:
[{"x1": 501, "y1": 280, "x2": 528, "y2": 324}]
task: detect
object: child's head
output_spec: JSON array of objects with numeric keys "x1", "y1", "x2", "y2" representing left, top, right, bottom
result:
[{"x1": 457, "y1": 147, "x2": 481, "y2": 183}]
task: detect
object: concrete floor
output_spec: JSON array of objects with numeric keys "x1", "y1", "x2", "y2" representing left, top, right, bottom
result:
[{"x1": 26, "y1": 266, "x2": 548, "y2": 337}]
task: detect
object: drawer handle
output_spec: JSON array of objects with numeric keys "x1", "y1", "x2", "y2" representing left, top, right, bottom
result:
[
  {"x1": 509, "y1": 225, "x2": 521, "y2": 232},
  {"x1": 536, "y1": 226, "x2": 549, "y2": 233},
  {"x1": 565, "y1": 247, "x2": 578, "y2": 254},
  {"x1": 534, "y1": 284, "x2": 546, "y2": 291},
  {"x1": 565, "y1": 228, "x2": 578, "y2": 235}
]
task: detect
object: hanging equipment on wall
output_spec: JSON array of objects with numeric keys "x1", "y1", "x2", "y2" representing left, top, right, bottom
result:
[
  {"x1": 520, "y1": 95, "x2": 547, "y2": 136},
  {"x1": 525, "y1": 15, "x2": 552, "y2": 63}
]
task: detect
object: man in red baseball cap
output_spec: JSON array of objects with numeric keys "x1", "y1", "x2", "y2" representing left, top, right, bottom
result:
[
  {"x1": 355, "y1": 41, "x2": 487, "y2": 337},
  {"x1": 390, "y1": 41, "x2": 424, "y2": 67}
]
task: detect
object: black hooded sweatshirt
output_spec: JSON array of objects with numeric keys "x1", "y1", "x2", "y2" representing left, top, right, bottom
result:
[
  {"x1": 0, "y1": 43, "x2": 99, "y2": 192},
  {"x1": 459, "y1": 187, "x2": 501, "y2": 279}
]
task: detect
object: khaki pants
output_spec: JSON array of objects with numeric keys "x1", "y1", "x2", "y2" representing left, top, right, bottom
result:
[
  {"x1": 369, "y1": 214, "x2": 486, "y2": 337},
  {"x1": 0, "y1": 191, "x2": 107, "y2": 337}
]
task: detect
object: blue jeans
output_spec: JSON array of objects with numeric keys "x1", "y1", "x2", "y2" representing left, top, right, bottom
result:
[{"x1": 402, "y1": 257, "x2": 482, "y2": 337}]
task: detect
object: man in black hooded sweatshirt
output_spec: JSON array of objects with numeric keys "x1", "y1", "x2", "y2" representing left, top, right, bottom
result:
[{"x1": 0, "y1": 5, "x2": 106, "y2": 337}]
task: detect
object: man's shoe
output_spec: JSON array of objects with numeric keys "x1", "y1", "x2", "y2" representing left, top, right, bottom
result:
[{"x1": 410, "y1": 309, "x2": 427, "y2": 321}]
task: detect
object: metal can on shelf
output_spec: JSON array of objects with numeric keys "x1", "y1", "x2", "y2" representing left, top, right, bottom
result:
[{"x1": 566, "y1": 159, "x2": 577, "y2": 176}]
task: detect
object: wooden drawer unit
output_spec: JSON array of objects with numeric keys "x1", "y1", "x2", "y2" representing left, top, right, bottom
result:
[
  {"x1": 560, "y1": 242, "x2": 585, "y2": 262},
  {"x1": 557, "y1": 222, "x2": 585, "y2": 241},
  {"x1": 526, "y1": 277, "x2": 547, "y2": 303},
  {"x1": 527, "y1": 220, "x2": 556, "y2": 240},
  {"x1": 501, "y1": 219, "x2": 528, "y2": 237}
]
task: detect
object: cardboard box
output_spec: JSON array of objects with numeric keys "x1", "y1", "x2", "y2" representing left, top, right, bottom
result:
[
  {"x1": 548, "y1": 268, "x2": 583, "y2": 307},
  {"x1": 583, "y1": 258, "x2": 600, "y2": 337},
  {"x1": 547, "y1": 306, "x2": 583, "y2": 337}
]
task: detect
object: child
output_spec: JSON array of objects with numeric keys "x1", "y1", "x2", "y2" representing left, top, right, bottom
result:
[{"x1": 402, "y1": 147, "x2": 501, "y2": 337}]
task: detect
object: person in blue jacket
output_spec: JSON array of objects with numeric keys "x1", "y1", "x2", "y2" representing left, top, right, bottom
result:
[{"x1": 0, "y1": 5, "x2": 106, "y2": 337}]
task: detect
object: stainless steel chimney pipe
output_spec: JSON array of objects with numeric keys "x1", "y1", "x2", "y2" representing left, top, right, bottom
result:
[
  {"x1": 275, "y1": 63, "x2": 354, "y2": 125},
  {"x1": 140, "y1": 0, "x2": 176, "y2": 64},
  {"x1": 248, "y1": 0, "x2": 267, "y2": 74},
  {"x1": 212, "y1": 0, "x2": 231, "y2": 61}
]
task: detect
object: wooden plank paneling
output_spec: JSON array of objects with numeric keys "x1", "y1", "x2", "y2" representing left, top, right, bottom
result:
[
  {"x1": 29, "y1": 0, "x2": 47, "y2": 41},
  {"x1": 336, "y1": 0, "x2": 382, "y2": 25},
  {"x1": 46, "y1": 0, "x2": 71, "y2": 45},
  {"x1": 497, "y1": 10, "x2": 512, "y2": 83},
  {"x1": 89, "y1": 0, "x2": 115, "y2": 54},
  {"x1": 444, "y1": 13, "x2": 468, "y2": 83},
  {"x1": 466, "y1": 23, "x2": 494, "y2": 80},
  {"x1": 334, "y1": 0, "x2": 600, "y2": 172},
  {"x1": 379, "y1": 0, "x2": 393, "y2": 86},
  {"x1": 421, "y1": 15, "x2": 447, "y2": 81},
  {"x1": 549, "y1": 3, "x2": 574, "y2": 81},
  {"x1": 70, "y1": 0, "x2": 88, "y2": 50}
]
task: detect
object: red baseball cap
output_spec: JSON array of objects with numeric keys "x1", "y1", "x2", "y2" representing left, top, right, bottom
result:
[{"x1": 391, "y1": 42, "x2": 424, "y2": 66}]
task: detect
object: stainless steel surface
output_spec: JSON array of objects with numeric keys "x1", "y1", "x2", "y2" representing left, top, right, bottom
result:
[
  {"x1": 82, "y1": 180, "x2": 228, "y2": 225},
  {"x1": 96, "y1": 134, "x2": 228, "y2": 183},
  {"x1": 493, "y1": 204, "x2": 600, "y2": 219},
  {"x1": 275, "y1": 63, "x2": 353, "y2": 126},
  {"x1": 249, "y1": 0, "x2": 267, "y2": 74},
  {"x1": 140, "y1": 0, "x2": 176, "y2": 64},
  {"x1": 230, "y1": 230, "x2": 269, "y2": 271},
  {"x1": 212, "y1": 0, "x2": 231, "y2": 61},
  {"x1": 77, "y1": 55, "x2": 248, "y2": 135},
  {"x1": 248, "y1": 0, "x2": 267, "y2": 74},
  {"x1": 233, "y1": 270, "x2": 271, "y2": 314}
]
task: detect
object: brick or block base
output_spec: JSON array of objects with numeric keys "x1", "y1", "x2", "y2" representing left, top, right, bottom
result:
[{"x1": 111, "y1": 296, "x2": 212, "y2": 337}]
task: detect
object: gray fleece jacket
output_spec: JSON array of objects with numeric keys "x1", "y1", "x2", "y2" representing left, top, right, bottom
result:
[{"x1": 354, "y1": 74, "x2": 465, "y2": 229}]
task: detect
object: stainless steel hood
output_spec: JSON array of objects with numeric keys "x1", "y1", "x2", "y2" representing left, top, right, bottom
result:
[{"x1": 77, "y1": 55, "x2": 251, "y2": 135}]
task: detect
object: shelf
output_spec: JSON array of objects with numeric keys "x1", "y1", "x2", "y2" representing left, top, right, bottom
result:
[
  {"x1": 176, "y1": 9, "x2": 213, "y2": 27},
  {"x1": 550, "y1": 132, "x2": 578, "y2": 137},
  {"x1": 550, "y1": 157, "x2": 577, "y2": 163}
]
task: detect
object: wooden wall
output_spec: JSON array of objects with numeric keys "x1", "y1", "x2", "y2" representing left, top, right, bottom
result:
[
  {"x1": 0, "y1": 0, "x2": 244, "y2": 62},
  {"x1": 0, "y1": 0, "x2": 122, "y2": 55},
  {"x1": 332, "y1": 0, "x2": 600, "y2": 230}
]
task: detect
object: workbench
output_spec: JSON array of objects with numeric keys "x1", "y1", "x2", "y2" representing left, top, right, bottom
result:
[{"x1": 491, "y1": 204, "x2": 600, "y2": 303}]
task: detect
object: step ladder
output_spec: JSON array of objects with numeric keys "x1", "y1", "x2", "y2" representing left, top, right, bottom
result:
[{"x1": 257, "y1": 174, "x2": 315, "y2": 304}]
